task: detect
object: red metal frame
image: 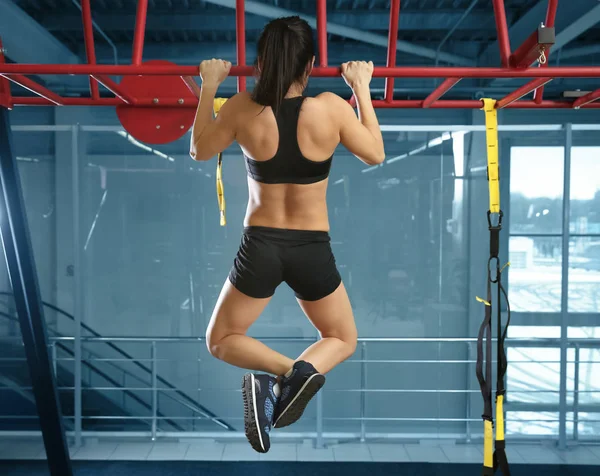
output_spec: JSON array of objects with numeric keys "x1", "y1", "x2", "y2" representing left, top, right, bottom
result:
[
  {"x1": 496, "y1": 77, "x2": 553, "y2": 109},
  {"x1": 573, "y1": 88, "x2": 600, "y2": 109},
  {"x1": 1, "y1": 0, "x2": 599, "y2": 110},
  {"x1": 492, "y1": 0, "x2": 512, "y2": 67},
  {"x1": 81, "y1": 0, "x2": 99, "y2": 100},
  {"x1": 236, "y1": 0, "x2": 246, "y2": 92},
  {"x1": 91, "y1": 75, "x2": 137, "y2": 104},
  {"x1": 132, "y1": 0, "x2": 149, "y2": 66},
  {"x1": 317, "y1": 0, "x2": 328, "y2": 67},
  {"x1": 422, "y1": 78, "x2": 461, "y2": 108},
  {"x1": 385, "y1": 0, "x2": 401, "y2": 102},
  {"x1": 534, "y1": 0, "x2": 559, "y2": 104},
  {"x1": 3, "y1": 64, "x2": 600, "y2": 78}
]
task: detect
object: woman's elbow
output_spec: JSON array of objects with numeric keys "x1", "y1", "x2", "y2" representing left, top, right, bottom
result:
[{"x1": 366, "y1": 150, "x2": 385, "y2": 165}]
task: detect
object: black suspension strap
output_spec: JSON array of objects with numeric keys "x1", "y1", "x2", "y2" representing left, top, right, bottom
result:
[{"x1": 476, "y1": 99, "x2": 511, "y2": 476}]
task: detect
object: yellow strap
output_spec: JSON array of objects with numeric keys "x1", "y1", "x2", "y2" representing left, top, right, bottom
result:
[
  {"x1": 482, "y1": 99, "x2": 500, "y2": 214},
  {"x1": 476, "y1": 296, "x2": 491, "y2": 306},
  {"x1": 484, "y1": 419, "x2": 494, "y2": 469},
  {"x1": 214, "y1": 98, "x2": 228, "y2": 227},
  {"x1": 496, "y1": 394, "x2": 505, "y2": 441}
]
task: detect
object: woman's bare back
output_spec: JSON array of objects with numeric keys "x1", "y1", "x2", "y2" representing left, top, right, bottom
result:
[{"x1": 232, "y1": 92, "x2": 340, "y2": 231}]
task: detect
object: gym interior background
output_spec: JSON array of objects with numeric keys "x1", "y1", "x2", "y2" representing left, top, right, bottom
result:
[{"x1": 1, "y1": 0, "x2": 600, "y2": 475}]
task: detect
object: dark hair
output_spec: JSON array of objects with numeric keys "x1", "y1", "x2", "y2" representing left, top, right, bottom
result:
[{"x1": 252, "y1": 16, "x2": 315, "y2": 115}]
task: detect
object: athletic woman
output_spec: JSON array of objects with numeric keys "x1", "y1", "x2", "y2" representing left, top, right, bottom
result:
[{"x1": 189, "y1": 16, "x2": 385, "y2": 453}]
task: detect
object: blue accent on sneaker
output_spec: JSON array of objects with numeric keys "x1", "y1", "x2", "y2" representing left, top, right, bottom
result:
[{"x1": 242, "y1": 374, "x2": 279, "y2": 453}]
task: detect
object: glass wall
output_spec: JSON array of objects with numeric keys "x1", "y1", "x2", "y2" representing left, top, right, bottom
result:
[{"x1": 1, "y1": 122, "x2": 598, "y2": 444}]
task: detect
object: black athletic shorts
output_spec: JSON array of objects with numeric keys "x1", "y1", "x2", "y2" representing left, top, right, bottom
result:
[{"x1": 228, "y1": 226, "x2": 342, "y2": 301}]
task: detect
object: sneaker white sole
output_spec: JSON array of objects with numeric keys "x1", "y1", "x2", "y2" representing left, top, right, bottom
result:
[
  {"x1": 251, "y1": 374, "x2": 266, "y2": 452},
  {"x1": 274, "y1": 372, "x2": 325, "y2": 428}
]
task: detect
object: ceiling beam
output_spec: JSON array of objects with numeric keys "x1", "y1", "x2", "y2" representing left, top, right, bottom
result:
[
  {"x1": 478, "y1": 0, "x2": 600, "y2": 66},
  {"x1": 87, "y1": 41, "x2": 482, "y2": 65},
  {"x1": 0, "y1": 1, "x2": 78, "y2": 64},
  {"x1": 203, "y1": 0, "x2": 474, "y2": 66},
  {"x1": 42, "y1": 11, "x2": 506, "y2": 33},
  {"x1": 0, "y1": 0, "x2": 79, "y2": 85}
]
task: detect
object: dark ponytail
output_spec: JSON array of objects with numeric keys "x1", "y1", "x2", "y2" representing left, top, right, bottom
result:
[{"x1": 252, "y1": 16, "x2": 315, "y2": 115}]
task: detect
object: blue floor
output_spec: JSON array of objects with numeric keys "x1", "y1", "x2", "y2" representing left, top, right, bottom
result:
[{"x1": 1, "y1": 461, "x2": 599, "y2": 475}]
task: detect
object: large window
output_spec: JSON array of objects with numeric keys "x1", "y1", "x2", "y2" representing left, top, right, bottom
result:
[{"x1": 507, "y1": 136, "x2": 600, "y2": 439}]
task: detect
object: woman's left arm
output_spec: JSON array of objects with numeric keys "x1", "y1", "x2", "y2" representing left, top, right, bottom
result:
[{"x1": 190, "y1": 59, "x2": 237, "y2": 162}]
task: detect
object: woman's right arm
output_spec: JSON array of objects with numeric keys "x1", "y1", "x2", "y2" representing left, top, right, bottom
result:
[{"x1": 324, "y1": 61, "x2": 385, "y2": 166}]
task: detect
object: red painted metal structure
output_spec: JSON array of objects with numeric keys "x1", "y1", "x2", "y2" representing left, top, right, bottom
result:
[{"x1": 1, "y1": 0, "x2": 599, "y2": 110}]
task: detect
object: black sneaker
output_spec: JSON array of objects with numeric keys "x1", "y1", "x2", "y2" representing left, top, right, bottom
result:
[
  {"x1": 273, "y1": 361, "x2": 325, "y2": 429},
  {"x1": 242, "y1": 373, "x2": 278, "y2": 453}
]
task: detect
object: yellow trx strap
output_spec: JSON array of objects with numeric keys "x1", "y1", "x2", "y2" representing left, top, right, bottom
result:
[
  {"x1": 482, "y1": 98, "x2": 500, "y2": 214},
  {"x1": 213, "y1": 98, "x2": 228, "y2": 226},
  {"x1": 476, "y1": 99, "x2": 511, "y2": 476}
]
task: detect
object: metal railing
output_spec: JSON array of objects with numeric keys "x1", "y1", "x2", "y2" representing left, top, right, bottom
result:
[
  {"x1": 1, "y1": 335, "x2": 599, "y2": 447},
  {"x1": 0, "y1": 296, "x2": 234, "y2": 432}
]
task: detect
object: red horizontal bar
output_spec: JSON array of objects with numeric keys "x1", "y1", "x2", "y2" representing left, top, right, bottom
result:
[
  {"x1": 12, "y1": 97, "x2": 600, "y2": 109},
  {"x1": 317, "y1": 0, "x2": 328, "y2": 67},
  {"x1": 91, "y1": 75, "x2": 137, "y2": 104},
  {"x1": 422, "y1": 78, "x2": 461, "y2": 108},
  {"x1": 572, "y1": 88, "x2": 600, "y2": 109},
  {"x1": 497, "y1": 77, "x2": 553, "y2": 109},
  {"x1": 492, "y1": 0, "x2": 512, "y2": 67},
  {"x1": 2, "y1": 64, "x2": 600, "y2": 78},
  {"x1": 0, "y1": 74, "x2": 63, "y2": 105}
]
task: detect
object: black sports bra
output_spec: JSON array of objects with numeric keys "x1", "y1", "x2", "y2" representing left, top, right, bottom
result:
[{"x1": 243, "y1": 96, "x2": 333, "y2": 184}]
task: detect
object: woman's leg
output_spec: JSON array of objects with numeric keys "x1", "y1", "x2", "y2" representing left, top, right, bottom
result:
[
  {"x1": 206, "y1": 279, "x2": 295, "y2": 376},
  {"x1": 296, "y1": 282, "x2": 358, "y2": 374}
]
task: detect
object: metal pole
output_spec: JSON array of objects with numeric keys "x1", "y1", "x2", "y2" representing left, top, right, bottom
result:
[
  {"x1": 316, "y1": 0, "x2": 328, "y2": 67},
  {"x1": 558, "y1": 123, "x2": 572, "y2": 450},
  {"x1": 235, "y1": 0, "x2": 246, "y2": 92},
  {"x1": 0, "y1": 107, "x2": 73, "y2": 475},
  {"x1": 360, "y1": 342, "x2": 368, "y2": 442},
  {"x1": 491, "y1": 0, "x2": 511, "y2": 67},
  {"x1": 80, "y1": 0, "x2": 100, "y2": 100},
  {"x1": 151, "y1": 340, "x2": 158, "y2": 440},
  {"x1": 465, "y1": 342, "x2": 472, "y2": 443},
  {"x1": 315, "y1": 391, "x2": 324, "y2": 449},
  {"x1": 72, "y1": 125, "x2": 82, "y2": 449},
  {"x1": 51, "y1": 343, "x2": 57, "y2": 377},
  {"x1": 132, "y1": 0, "x2": 149, "y2": 65},
  {"x1": 573, "y1": 344, "x2": 580, "y2": 441},
  {"x1": 384, "y1": 0, "x2": 401, "y2": 102}
]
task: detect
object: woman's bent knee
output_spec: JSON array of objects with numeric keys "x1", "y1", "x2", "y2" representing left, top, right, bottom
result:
[{"x1": 205, "y1": 328, "x2": 224, "y2": 360}]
